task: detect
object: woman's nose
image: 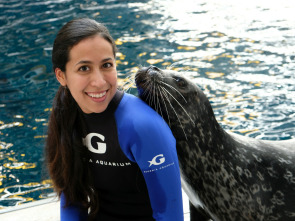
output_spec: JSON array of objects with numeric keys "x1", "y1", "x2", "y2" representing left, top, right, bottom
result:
[{"x1": 90, "y1": 69, "x2": 106, "y2": 87}]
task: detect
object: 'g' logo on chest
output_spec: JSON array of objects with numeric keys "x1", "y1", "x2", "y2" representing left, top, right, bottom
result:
[{"x1": 83, "y1": 133, "x2": 106, "y2": 154}]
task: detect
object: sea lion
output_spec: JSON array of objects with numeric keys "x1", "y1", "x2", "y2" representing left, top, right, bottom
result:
[{"x1": 135, "y1": 66, "x2": 295, "y2": 221}]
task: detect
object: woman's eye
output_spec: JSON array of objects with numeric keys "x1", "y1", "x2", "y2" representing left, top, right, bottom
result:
[
  {"x1": 78, "y1": 66, "x2": 90, "y2": 72},
  {"x1": 102, "y1": 62, "x2": 113, "y2": 68}
]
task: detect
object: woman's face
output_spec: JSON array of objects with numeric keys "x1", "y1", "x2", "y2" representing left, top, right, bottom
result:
[{"x1": 55, "y1": 35, "x2": 118, "y2": 113}]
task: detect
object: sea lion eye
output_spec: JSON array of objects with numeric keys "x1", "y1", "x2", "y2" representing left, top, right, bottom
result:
[{"x1": 174, "y1": 77, "x2": 187, "y2": 88}]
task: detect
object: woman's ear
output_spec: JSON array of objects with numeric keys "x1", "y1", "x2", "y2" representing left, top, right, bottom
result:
[{"x1": 55, "y1": 68, "x2": 67, "y2": 86}]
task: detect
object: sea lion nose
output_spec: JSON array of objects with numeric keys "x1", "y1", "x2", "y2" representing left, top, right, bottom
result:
[
  {"x1": 147, "y1": 65, "x2": 160, "y2": 72},
  {"x1": 140, "y1": 66, "x2": 161, "y2": 74},
  {"x1": 145, "y1": 66, "x2": 161, "y2": 77},
  {"x1": 135, "y1": 66, "x2": 162, "y2": 86}
]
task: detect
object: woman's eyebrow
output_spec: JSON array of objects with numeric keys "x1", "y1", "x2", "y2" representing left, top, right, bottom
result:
[
  {"x1": 75, "y1": 58, "x2": 113, "y2": 66},
  {"x1": 102, "y1": 57, "x2": 114, "y2": 62},
  {"x1": 75, "y1": 60, "x2": 92, "y2": 66}
]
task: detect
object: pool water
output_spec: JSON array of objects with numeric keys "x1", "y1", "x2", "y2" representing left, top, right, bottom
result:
[{"x1": 0, "y1": 0, "x2": 294, "y2": 209}]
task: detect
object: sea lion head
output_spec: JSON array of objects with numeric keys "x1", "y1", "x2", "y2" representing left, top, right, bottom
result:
[{"x1": 135, "y1": 65, "x2": 217, "y2": 140}]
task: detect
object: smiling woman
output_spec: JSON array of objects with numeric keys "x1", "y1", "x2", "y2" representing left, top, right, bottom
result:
[
  {"x1": 55, "y1": 35, "x2": 118, "y2": 114},
  {"x1": 45, "y1": 18, "x2": 184, "y2": 221}
]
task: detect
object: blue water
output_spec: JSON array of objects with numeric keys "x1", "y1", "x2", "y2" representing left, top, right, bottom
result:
[{"x1": 0, "y1": 0, "x2": 294, "y2": 209}]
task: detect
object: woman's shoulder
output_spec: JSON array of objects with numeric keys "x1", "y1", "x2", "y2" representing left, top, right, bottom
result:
[
  {"x1": 119, "y1": 93, "x2": 156, "y2": 114},
  {"x1": 116, "y1": 92, "x2": 164, "y2": 125},
  {"x1": 115, "y1": 92, "x2": 174, "y2": 146}
]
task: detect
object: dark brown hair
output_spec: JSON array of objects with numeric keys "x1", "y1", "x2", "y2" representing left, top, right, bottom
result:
[{"x1": 45, "y1": 18, "x2": 117, "y2": 219}]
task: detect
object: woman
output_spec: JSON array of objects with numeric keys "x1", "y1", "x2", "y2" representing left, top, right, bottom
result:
[{"x1": 45, "y1": 18, "x2": 184, "y2": 221}]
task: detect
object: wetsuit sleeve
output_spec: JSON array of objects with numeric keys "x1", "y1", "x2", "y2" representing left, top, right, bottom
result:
[
  {"x1": 60, "y1": 192, "x2": 88, "y2": 221},
  {"x1": 115, "y1": 95, "x2": 184, "y2": 221},
  {"x1": 132, "y1": 114, "x2": 184, "y2": 221}
]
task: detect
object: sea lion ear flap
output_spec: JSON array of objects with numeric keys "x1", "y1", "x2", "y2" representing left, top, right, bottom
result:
[{"x1": 55, "y1": 68, "x2": 67, "y2": 87}]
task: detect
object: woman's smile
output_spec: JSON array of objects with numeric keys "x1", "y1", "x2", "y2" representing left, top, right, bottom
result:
[
  {"x1": 85, "y1": 90, "x2": 108, "y2": 102},
  {"x1": 86, "y1": 91, "x2": 107, "y2": 98}
]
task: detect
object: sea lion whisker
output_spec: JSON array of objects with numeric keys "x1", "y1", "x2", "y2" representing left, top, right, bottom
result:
[
  {"x1": 154, "y1": 87, "x2": 165, "y2": 121},
  {"x1": 143, "y1": 81, "x2": 154, "y2": 98},
  {"x1": 139, "y1": 77, "x2": 152, "y2": 90},
  {"x1": 156, "y1": 86, "x2": 163, "y2": 115},
  {"x1": 126, "y1": 73, "x2": 135, "y2": 81},
  {"x1": 121, "y1": 83, "x2": 130, "y2": 92},
  {"x1": 142, "y1": 83, "x2": 154, "y2": 108},
  {"x1": 151, "y1": 83, "x2": 159, "y2": 111},
  {"x1": 158, "y1": 87, "x2": 172, "y2": 126},
  {"x1": 166, "y1": 62, "x2": 178, "y2": 70},
  {"x1": 152, "y1": 83, "x2": 159, "y2": 113},
  {"x1": 160, "y1": 81, "x2": 187, "y2": 103},
  {"x1": 147, "y1": 90, "x2": 154, "y2": 108},
  {"x1": 161, "y1": 87, "x2": 188, "y2": 140},
  {"x1": 121, "y1": 76, "x2": 136, "y2": 92},
  {"x1": 161, "y1": 86, "x2": 195, "y2": 126}
]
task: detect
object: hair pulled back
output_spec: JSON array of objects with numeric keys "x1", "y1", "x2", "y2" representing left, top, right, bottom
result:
[
  {"x1": 52, "y1": 18, "x2": 117, "y2": 72},
  {"x1": 46, "y1": 18, "x2": 117, "y2": 220}
]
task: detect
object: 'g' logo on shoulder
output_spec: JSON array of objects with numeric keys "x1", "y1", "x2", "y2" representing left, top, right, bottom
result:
[
  {"x1": 148, "y1": 154, "x2": 165, "y2": 167},
  {"x1": 83, "y1": 133, "x2": 106, "y2": 154}
]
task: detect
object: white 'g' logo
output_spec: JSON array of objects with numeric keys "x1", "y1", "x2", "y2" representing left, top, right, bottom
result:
[
  {"x1": 148, "y1": 154, "x2": 165, "y2": 167},
  {"x1": 83, "y1": 133, "x2": 106, "y2": 154}
]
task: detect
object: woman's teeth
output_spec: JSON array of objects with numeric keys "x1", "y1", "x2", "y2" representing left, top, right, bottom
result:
[{"x1": 87, "y1": 91, "x2": 106, "y2": 98}]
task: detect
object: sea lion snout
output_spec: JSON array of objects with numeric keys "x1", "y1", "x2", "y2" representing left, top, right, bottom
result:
[
  {"x1": 140, "y1": 65, "x2": 162, "y2": 75},
  {"x1": 135, "y1": 66, "x2": 164, "y2": 97},
  {"x1": 136, "y1": 66, "x2": 163, "y2": 84}
]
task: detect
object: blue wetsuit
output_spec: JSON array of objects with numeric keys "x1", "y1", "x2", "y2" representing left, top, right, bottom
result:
[{"x1": 60, "y1": 90, "x2": 183, "y2": 221}]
